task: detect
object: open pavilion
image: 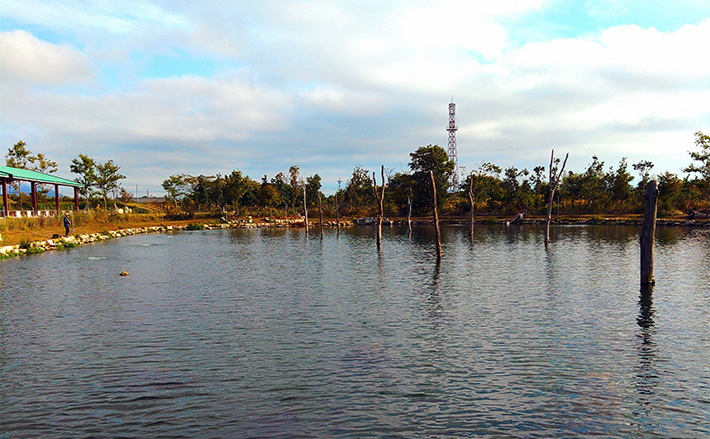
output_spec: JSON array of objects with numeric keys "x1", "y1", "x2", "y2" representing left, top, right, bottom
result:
[{"x1": 0, "y1": 166, "x2": 82, "y2": 217}]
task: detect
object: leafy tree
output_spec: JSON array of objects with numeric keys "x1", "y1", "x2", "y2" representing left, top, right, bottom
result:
[
  {"x1": 95, "y1": 160, "x2": 125, "y2": 209},
  {"x1": 344, "y1": 166, "x2": 374, "y2": 214},
  {"x1": 70, "y1": 154, "x2": 98, "y2": 205},
  {"x1": 684, "y1": 131, "x2": 710, "y2": 180},
  {"x1": 608, "y1": 158, "x2": 633, "y2": 208},
  {"x1": 409, "y1": 145, "x2": 454, "y2": 212},
  {"x1": 684, "y1": 131, "x2": 710, "y2": 205},
  {"x1": 5, "y1": 141, "x2": 33, "y2": 169},
  {"x1": 305, "y1": 174, "x2": 322, "y2": 207},
  {"x1": 162, "y1": 174, "x2": 192, "y2": 209},
  {"x1": 633, "y1": 160, "x2": 655, "y2": 189}
]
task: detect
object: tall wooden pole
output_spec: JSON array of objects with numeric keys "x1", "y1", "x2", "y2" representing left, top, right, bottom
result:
[
  {"x1": 545, "y1": 150, "x2": 568, "y2": 247},
  {"x1": 430, "y1": 170, "x2": 442, "y2": 261},
  {"x1": 641, "y1": 180, "x2": 658, "y2": 286},
  {"x1": 406, "y1": 194, "x2": 412, "y2": 236},
  {"x1": 318, "y1": 193, "x2": 324, "y2": 239},
  {"x1": 335, "y1": 192, "x2": 340, "y2": 229},
  {"x1": 303, "y1": 184, "x2": 308, "y2": 233},
  {"x1": 468, "y1": 173, "x2": 475, "y2": 239},
  {"x1": 373, "y1": 165, "x2": 385, "y2": 250}
]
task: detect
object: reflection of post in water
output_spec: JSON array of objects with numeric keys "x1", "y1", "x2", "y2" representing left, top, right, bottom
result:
[{"x1": 635, "y1": 285, "x2": 659, "y2": 411}]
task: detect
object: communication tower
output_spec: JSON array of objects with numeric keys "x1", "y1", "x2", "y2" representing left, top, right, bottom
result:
[{"x1": 447, "y1": 101, "x2": 459, "y2": 188}]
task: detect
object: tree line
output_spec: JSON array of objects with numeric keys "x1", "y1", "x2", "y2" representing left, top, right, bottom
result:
[
  {"x1": 160, "y1": 131, "x2": 710, "y2": 218},
  {"x1": 5, "y1": 131, "x2": 710, "y2": 217}
]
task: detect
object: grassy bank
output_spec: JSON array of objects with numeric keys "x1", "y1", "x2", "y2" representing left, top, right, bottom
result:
[{"x1": 0, "y1": 212, "x2": 213, "y2": 246}]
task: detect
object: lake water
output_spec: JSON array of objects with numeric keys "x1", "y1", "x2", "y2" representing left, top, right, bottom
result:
[{"x1": 1, "y1": 225, "x2": 709, "y2": 438}]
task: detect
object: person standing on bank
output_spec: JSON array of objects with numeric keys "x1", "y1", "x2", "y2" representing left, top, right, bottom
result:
[{"x1": 63, "y1": 212, "x2": 71, "y2": 237}]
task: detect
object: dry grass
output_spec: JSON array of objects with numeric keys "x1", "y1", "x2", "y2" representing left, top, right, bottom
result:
[{"x1": 0, "y1": 213, "x2": 208, "y2": 246}]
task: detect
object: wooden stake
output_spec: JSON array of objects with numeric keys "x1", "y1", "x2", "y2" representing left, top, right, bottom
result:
[
  {"x1": 430, "y1": 170, "x2": 442, "y2": 260},
  {"x1": 318, "y1": 193, "x2": 324, "y2": 238},
  {"x1": 303, "y1": 184, "x2": 308, "y2": 233},
  {"x1": 641, "y1": 180, "x2": 658, "y2": 286},
  {"x1": 406, "y1": 194, "x2": 412, "y2": 236},
  {"x1": 468, "y1": 173, "x2": 475, "y2": 239},
  {"x1": 373, "y1": 165, "x2": 385, "y2": 250},
  {"x1": 545, "y1": 150, "x2": 568, "y2": 247},
  {"x1": 335, "y1": 190, "x2": 340, "y2": 229}
]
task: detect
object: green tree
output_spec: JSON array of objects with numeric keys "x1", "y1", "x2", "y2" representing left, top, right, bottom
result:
[
  {"x1": 162, "y1": 174, "x2": 192, "y2": 209},
  {"x1": 684, "y1": 131, "x2": 710, "y2": 205},
  {"x1": 70, "y1": 154, "x2": 98, "y2": 206},
  {"x1": 95, "y1": 160, "x2": 125, "y2": 210},
  {"x1": 344, "y1": 166, "x2": 374, "y2": 214},
  {"x1": 305, "y1": 174, "x2": 322, "y2": 207},
  {"x1": 409, "y1": 145, "x2": 454, "y2": 212}
]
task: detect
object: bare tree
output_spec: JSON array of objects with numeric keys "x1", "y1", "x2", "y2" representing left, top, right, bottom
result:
[{"x1": 545, "y1": 150, "x2": 568, "y2": 247}]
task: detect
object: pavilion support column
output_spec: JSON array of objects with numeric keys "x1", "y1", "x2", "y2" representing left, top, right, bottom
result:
[
  {"x1": 74, "y1": 187, "x2": 79, "y2": 212},
  {"x1": 2, "y1": 179, "x2": 8, "y2": 217},
  {"x1": 31, "y1": 182, "x2": 38, "y2": 216},
  {"x1": 55, "y1": 184, "x2": 60, "y2": 213}
]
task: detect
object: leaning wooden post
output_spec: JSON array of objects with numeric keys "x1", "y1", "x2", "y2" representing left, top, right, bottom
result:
[
  {"x1": 430, "y1": 170, "x2": 442, "y2": 261},
  {"x1": 373, "y1": 166, "x2": 385, "y2": 250},
  {"x1": 468, "y1": 173, "x2": 475, "y2": 239},
  {"x1": 545, "y1": 150, "x2": 568, "y2": 247},
  {"x1": 303, "y1": 184, "x2": 309, "y2": 233},
  {"x1": 641, "y1": 180, "x2": 658, "y2": 286},
  {"x1": 318, "y1": 193, "x2": 324, "y2": 238}
]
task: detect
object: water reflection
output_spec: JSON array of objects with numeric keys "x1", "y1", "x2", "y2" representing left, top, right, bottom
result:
[{"x1": 635, "y1": 286, "x2": 659, "y2": 415}]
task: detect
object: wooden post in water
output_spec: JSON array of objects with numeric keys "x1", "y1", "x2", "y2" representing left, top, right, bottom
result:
[
  {"x1": 373, "y1": 165, "x2": 385, "y2": 250},
  {"x1": 303, "y1": 184, "x2": 308, "y2": 233},
  {"x1": 334, "y1": 191, "x2": 340, "y2": 229},
  {"x1": 641, "y1": 180, "x2": 658, "y2": 286},
  {"x1": 468, "y1": 173, "x2": 475, "y2": 239},
  {"x1": 318, "y1": 193, "x2": 324, "y2": 238},
  {"x1": 545, "y1": 150, "x2": 568, "y2": 248},
  {"x1": 430, "y1": 170, "x2": 442, "y2": 261},
  {"x1": 406, "y1": 194, "x2": 412, "y2": 236}
]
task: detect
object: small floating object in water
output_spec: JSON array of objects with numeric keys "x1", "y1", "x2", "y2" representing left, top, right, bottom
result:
[{"x1": 119, "y1": 271, "x2": 129, "y2": 276}]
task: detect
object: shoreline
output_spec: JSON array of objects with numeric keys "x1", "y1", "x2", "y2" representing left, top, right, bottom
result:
[{"x1": 1, "y1": 215, "x2": 708, "y2": 260}]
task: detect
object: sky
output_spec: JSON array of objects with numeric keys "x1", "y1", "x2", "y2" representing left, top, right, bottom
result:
[{"x1": 1, "y1": 0, "x2": 709, "y2": 195}]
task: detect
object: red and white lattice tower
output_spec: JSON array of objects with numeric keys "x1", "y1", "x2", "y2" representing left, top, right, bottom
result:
[{"x1": 447, "y1": 101, "x2": 459, "y2": 188}]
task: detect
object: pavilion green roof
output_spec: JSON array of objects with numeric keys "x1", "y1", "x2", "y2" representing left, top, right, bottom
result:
[{"x1": 0, "y1": 165, "x2": 82, "y2": 188}]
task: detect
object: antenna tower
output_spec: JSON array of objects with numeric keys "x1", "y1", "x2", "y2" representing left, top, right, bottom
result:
[{"x1": 447, "y1": 101, "x2": 459, "y2": 188}]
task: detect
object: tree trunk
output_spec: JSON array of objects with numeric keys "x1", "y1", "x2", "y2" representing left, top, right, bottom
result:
[
  {"x1": 430, "y1": 170, "x2": 442, "y2": 261},
  {"x1": 641, "y1": 180, "x2": 658, "y2": 286}
]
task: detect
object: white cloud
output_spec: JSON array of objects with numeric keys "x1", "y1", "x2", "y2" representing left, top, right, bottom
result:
[{"x1": 0, "y1": 30, "x2": 92, "y2": 85}]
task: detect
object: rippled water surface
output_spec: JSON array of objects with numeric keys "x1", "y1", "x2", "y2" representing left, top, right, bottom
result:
[{"x1": 1, "y1": 225, "x2": 709, "y2": 438}]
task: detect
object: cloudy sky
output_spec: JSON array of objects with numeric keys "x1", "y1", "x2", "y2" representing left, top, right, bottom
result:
[{"x1": 1, "y1": 0, "x2": 709, "y2": 194}]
